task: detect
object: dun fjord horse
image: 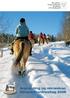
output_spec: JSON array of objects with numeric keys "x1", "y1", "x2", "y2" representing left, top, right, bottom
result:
[
  {"x1": 38, "y1": 35, "x2": 44, "y2": 45},
  {"x1": 28, "y1": 32, "x2": 35, "y2": 47},
  {"x1": 13, "y1": 39, "x2": 31, "y2": 75}
]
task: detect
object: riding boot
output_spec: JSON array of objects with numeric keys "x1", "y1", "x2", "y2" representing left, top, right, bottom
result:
[
  {"x1": 29, "y1": 41, "x2": 32, "y2": 56},
  {"x1": 10, "y1": 48, "x2": 14, "y2": 55},
  {"x1": 10, "y1": 41, "x2": 14, "y2": 55},
  {"x1": 30, "y1": 47, "x2": 32, "y2": 56}
]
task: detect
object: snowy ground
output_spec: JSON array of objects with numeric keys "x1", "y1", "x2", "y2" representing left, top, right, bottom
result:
[{"x1": 0, "y1": 41, "x2": 70, "y2": 98}]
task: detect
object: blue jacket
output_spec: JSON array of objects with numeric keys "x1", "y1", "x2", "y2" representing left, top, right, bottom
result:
[{"x1": 16, "y1": 23, "x2": 29, "y2": 37}]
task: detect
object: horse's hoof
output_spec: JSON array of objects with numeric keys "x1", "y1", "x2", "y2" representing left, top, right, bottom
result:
[
  {"x1": 23, "y1": 71, "x2": 26, "y2": 76},
  {"x1": 18, "y1": 71, "x2": 26, "y2": 76},
  {"x1": 30, "y1": 53, "x2": 32, "y2": 56},
  {"x1": 18, "y1": 71, "x2": 22, "y2": 75}
]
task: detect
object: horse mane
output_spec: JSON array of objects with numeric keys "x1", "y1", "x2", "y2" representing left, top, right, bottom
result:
[{"x1": 14, "y1": 42, "x2": 24, "y2": 66}]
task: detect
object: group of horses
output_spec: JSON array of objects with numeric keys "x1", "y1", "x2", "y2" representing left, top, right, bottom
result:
[
  {"x1": 38, "y1": 33, "x2": 50, "y2": 45},
  {"x1": 11, "y1": 32, "x2": 50, "y2": 76}
]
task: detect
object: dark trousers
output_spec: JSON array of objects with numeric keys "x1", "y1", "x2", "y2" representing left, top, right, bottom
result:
[{"x1": 16, "y1": 37, "x2": 28, "y2": 41}]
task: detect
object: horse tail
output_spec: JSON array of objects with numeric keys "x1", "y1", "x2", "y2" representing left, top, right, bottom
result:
[{"x1": 14, "y1": 42, "x2": 24, "y2": 66}]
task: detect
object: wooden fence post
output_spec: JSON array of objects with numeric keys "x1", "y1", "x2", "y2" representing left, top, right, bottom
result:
[{"x1": 0, "y1": 49, "x2": 3, "y2": 57}]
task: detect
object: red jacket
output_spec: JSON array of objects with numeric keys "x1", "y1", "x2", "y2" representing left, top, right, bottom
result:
[
  {"x1": 40, "y1": 33, "x2": 43, "y2": 39},
  {"x1": 43, "y1": 34, "x2": 46, "y2": 39},
  {"x1": 28, "y1": 32, "x2": 34, "y2": 40}
]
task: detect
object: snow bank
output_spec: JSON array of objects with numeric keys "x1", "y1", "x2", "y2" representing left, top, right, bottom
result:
[{"x1": 0, "y1": 41, "x2": 70, "y2": 98}]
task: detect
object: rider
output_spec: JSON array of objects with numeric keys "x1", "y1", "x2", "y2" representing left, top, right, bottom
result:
[
  {"x1": 40, "y1": 32, "x2": 43, "y2": 39},
  {"x1": 40, "y1": 32, "x2": 44, "y2": 43},
  {"x1": 28, "y1": 31, "x2": 34, "y2": 40},
  {"x1": 11, "y1": 18, "x2": 32, "y2": 55},
  {"x1": 43, "y1": 33, "x2": 46, "y2": 39}
]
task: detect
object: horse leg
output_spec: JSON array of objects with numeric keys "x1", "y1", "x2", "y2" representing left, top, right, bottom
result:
[
  {"x1": 29, "y1": 41, "x2": 32, "y2": 56},
  {"x1": 18, "y1": 63, "x2": 22, "y2": 75},
  {"x1": 23, "y1": 58, "x2": 27, "y2": 72},
  {"x1": 39, "y1": 40, "x2": 40, "y2": 45},
  {"x1": 43, "y1": 39, "x2": 44, "y2": 44},
  {"x1": 18, "y1": 58, "x2": 26, "y2": 75}
]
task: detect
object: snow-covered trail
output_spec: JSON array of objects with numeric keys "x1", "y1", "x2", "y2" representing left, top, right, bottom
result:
[
  {"x1": 0, "y1": 41, "x2": 70, "y2": 98},
  {"x1": 0, "y1": 50, "x2": 42, "y2": 98},
  {"x1": 27, "y1": 43, "x2": 70, "y2": 98}
]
